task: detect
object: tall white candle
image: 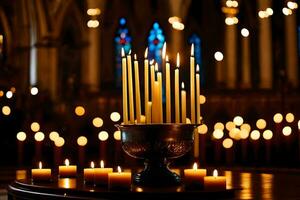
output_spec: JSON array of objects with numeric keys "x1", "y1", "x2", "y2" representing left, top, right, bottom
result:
[
  {"x1": 152, "y1": 81, "x2": 159, "y2": 123},
  {"x1": 181, "y1": 82, "x2": 186, "y2": 124},
  {"x1": 127, "y1": 51, "x2": 135, "y2": 124},
  {"x1": 157, "y1": 70, "x2": 163, "y2": 123},
  {"x1": 144, "y1": 48, "x2": 149, "y2": 122},
  {"x1": 175, "y1": 53, "x2": 180, "y2": 123},
  {"x1": 166, "y1": 55, "x2": 171, "y2": 123},
  {"x1": 146, "y1": 102, "x2": 152, "y2": 124},
  {"x1": 150, "y1": 60, "x2": 155, "y2": 103},
  {"x1": 121, "y1": 48, "x2": 128, "y2": 124},
  {"x1": 134, "y1": 54, "x2": 141, "y2": 123},
  {"x1": 196, "y1": 64, "x2": 201, "y2": 124},
  {"x1": 190, "y1": 44, "x2": 196, "y2": 124}
]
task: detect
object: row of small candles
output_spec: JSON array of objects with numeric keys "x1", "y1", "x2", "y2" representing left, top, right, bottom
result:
[
  {"x1": 31, "y1": 160, "x2": 226, "y2": 190},
  {"x1": 121, "y1": 43, "x2": 202, "y2": 125}
]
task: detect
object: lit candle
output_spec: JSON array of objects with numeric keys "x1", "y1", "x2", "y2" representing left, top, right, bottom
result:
[
  {"x1": 175, "y1": 53, "x2": 180, "y2": 123},
  {"x1": 94, "y1": 160, "x2": 113, "y2": 185},
  {"x1": 184, "y1": 162, "x2": 207, "y2": 189},
  {"x1": 134, "y1": 54, "x2": 141, "y2": 123},
  {"x1": 152, "y1": 81, "x2": 160, "y2": 123},
  {"x1": 59, "y1": 159, "x2": 77, "y2": 178},
  {"x1": 204, "y1": 169, "x2": 226, "y2": 190},
  {"x1": 121, "y1": 48, "x2": 128, "y2": 124},
  {"x1": 83, "y1": 161, "x2": 95, "y2": 184},
  {"x1": 31, "y1": 161, "x2": 51, "y2": 181},
  {"x1": 127, "y1": 51, "x2": 135, "y2": 124},
  {"x1": 150, "y1": 59, "x2": 155, "y2": 106},
  {"x1": 195, "y1": 64, "x2": 201, "y2": 159},
  {"x1": 165, "y1": 55, "x2": 171, "y2": 123},
  {"x1": 181, "y1": 82, "x2": 186, "y2": 123},
  {"x1": 146, "y1": 102, "x2": 152, "y2": 124},
  {"x1": 157, "y1": 68, "x2": 163, "y2": 123},
  {"x1": 58, "y1": 178, "x2": 77, "y2": 189},
  {"x1": 108, "y1": 166, "x2": 132, "y2": 190},
  {"x1": 190, "y1": 44, "x2": 196, "y2": 124},
  {"x1": 144, "y1": 48, "x2": 149, "y2": 122}
]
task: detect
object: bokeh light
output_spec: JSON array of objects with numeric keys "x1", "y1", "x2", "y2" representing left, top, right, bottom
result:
[
  {"x1": 229, "y1": 128, "x2": 241, "y2": 140},
  {"x1": 233, "y1": 116, "x2": 244, "y2": 126},
  {"x1": 240, "y1": 123, "x2": 251, "y2": 132},
  {"x1": 198, "y1": 124, "x2": 208, "y2": 134},
  {"x1": 113, "y1": 130, "x2": 121, "y2": 140},
  {"x1": 54, "y1": 137, "x2": 65, "y2": 147},
  {"x1": 110, "y1": 112, "x2": 121, "y2": 122},
  {"x1": 98, "y1": 131, "x2": 109, "y2": 141},
  {"x1": 263, "y1": 130, "x2": 273, "y2": 140},
  {"x1": 223, "y1": 138, "x2": 233, "y2": 149},
  {"x1": 214, "y1": 122, "x2": 224, "y2": 131},
  {"x1": 75, "y1": 106, "x2": 85, "y2": 116},
  {"x1": 250, "y1": 130, "x2": 260, "y2": 140},
  {"x1": 49, "y1": 131, "x2": 59, "y2": 141},
  {"x1": 285, "y1": 113, "x2": 295, "y2": 123},
  {"x1": 199, "y1": 95, "x2": 206, "y2": 104},
  {"x1": 92, "y1": 117, "x2": 103, "y2": 128},
  {"x1": 30, "y1": 87, "x2": 38, "y2": 95},
  {"x1": 213, "y1": 129, "x2": 224, "y2": 139},
  {"x1": 6, "y1": 91, "x2": 13, "y2": 99},
  {"x1": 240, "y1": 129, "x2": 250, "y2": 139},
  {"x1": 77, "y1": 136, "x2": 88, "y2": 146},
  {"x1": 214, "y1": 51, "x2": 224, "y2": 61},
  {"x1": 282, "y1": 126, "x2": 292, "y2": 136},
  {"x1": 2, "y1": 106, "x2": 11, "y2": 115},
  {"x1": 241, "y1": 28, "x2": 249, "y2": 37},
  {"x1": 16, "y1": 132, "x2": 26, "y2": 142},
  {"x1": 273, "y1": 113, "x2": 283, "y2": 123},
  {"x1": 226, "y1": 121, "x2": 235, "y2": 131},
  {"x1": 31, "y1": 122, "x2": 40, "y2": 132},
  {"x1": 256, "y1": 119, "x2": 267, "y2": 129},
  {"x1": 34, "y1": 132, "x2": 45, "y2": 142}
]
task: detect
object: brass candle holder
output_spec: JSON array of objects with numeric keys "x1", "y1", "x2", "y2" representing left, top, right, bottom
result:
[{"x1": 117, "y1": 124, "x2": 197, "y2": 186}]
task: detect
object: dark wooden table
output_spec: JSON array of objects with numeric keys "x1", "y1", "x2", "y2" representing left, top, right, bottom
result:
[{"x1": 8, "y1": 178, "x2": 236, "y2": 200}]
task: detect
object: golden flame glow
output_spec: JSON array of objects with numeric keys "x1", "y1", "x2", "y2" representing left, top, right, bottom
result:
[
  {"x1": 134, "y1": 54, "x2": 137, "y2": 60},
  {"x1": 117, "y1": 166, "x2": 122, "y2": 173},
  {"x1": 100, "y1": 160, "x2": 104, "y2": 168},
  {"x1": 166, "y1": 55, "x2": 169, "y2": 62},
  {"x1": 16, "y1": 132, "x2": 26, "y2": 142},
  {"x1": 162, "y1": 42, "x2": 166, "y2": 59},
  {"x1": 121, "y1": 48, "x2": 125, "y2": 57},
  {"x1": 144, "y1": 48, "x2": 148, "y2": 58},
  {"x1": 176, "y1": 53, "x2": 180, "y2": 67},
  {"x1": 193, "y1": 162, "x2": 198, "y2": 170},
  {"x1": 128, "y1": 50, "x2": 131, "y2": 55},
  {"x1": 91, "y1": 161, "x2": 94, "y2": 168},
  {"x1": 181, "y1": 82, "x2": 185, "y2": 89},
  {"x1": 155, "y1": 63, "x2": 158, "y2": 72},
  {"x1": 191, "y1": 43, "x2": 194, "y2": 56},
  {"x1": 150, "y1": 59, "x2": 154, "y2": 65},
  {"x1": 39, "y1": 161, "x2": 42, "y2": 169},
  {"x1": 196, "y1": 64, "x2": 200, "y2": 72},
  {"x1": 34, "y1": 132, "x2": 45, "y2": 142},
  {"x1": 213, "y1": 169, "x2": 218, "y2": 177},
  {"x1": 65, "y1": 159, "x2": 70, "y2": 166}
]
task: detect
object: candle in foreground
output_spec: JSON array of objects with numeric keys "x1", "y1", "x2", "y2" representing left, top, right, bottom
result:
[
  {"x1": 127, "y1": 51, "x2": 135, "y2": 123},
  {"x1": 121, "y1": 48, "x2": 128, "y2": 124},
  {"x1": 31, "y1": 161, "x2": 51, "y2": 181},
  {"x1": 184, "y1": 162, "x2": 207, "y2": 189},
  {"x1": 84, "y1": 161, "x2": 95, "y2": 184},
  {"x1": 94, "y1": 160, "x2": 113, "y2": 185},
  {"x1": 181, "y1": 82, "x2": 186, "y2": 123},
  {"x1": 175, "y1": 53, "x2": 180, "y2": 123},
  {"x1": 144, "y1": 48, "x2": 149, "y2": 122},
  {"x1": 108, "y1": 166, "x2": 131, "y2": 190},
  {"x1": 59, "y1": 159, "x2": 77, "y2": 178},
  {"x1": 204, "y1": 169, "x2": 226, "y2": 190},
  {"x1": 58, "y1": 178, "x2": 77, "y2": 189}
]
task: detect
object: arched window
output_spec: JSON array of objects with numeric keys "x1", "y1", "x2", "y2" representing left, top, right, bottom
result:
[
  {"x1": 148, "y1": 22, "x2": 165, "y2": 68},
  {"x1": 189, "y1": 34, "x2": 204, "y2": 85},
  {"x1": 114, "y1": 18, "x2": 132, "y2": 88}
]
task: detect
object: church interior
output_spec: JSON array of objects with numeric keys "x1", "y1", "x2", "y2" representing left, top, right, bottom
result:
[{"x1": 0, "y1": 0, "x2": 300, "y2": 199}]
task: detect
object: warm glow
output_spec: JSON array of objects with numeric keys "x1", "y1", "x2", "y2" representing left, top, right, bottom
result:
[
  {"x1": 193, "y1": 162, "x2": 198, "y2": 170},
  {"x1": 100, "y1": 160, "x2": 104, "y2": 168},
  {"x1": 144, "y1": 48, "x2": 148, "y2": 59},
  {"x1": 241, "y1": 28, "x2": 249, "y2": 37},
  {"x1": 287, "y1": 1, "x2": 298, "y2": 10},
  {"x1": 285, "y1": 113, "x2": 295, "y2": 123},
  {"x1": 229, "y1": 128, "x2": 241, "y2": 140},
  {"x1": 54, "y1": 137, "x2": 65, "y2": 147},
  {"x1": 263, "y1": 130, "x2": 273, "y2": 140},
  {"x1": 90, "y1": 161, "x2": 95, "y2": 168},
  {"x1": 282, "y1": 7, "x2": 292, "y2": 16},
  {"x1": 214, "y1": 122, "x2": 225, "y2": 131},
  {"x1": 176, "y1": 53, "x2": 180, "y2": 67},
  {"x1": 92, "y1": 117, "x2": 103, "y2": 128},
  {"x1": 30, "y1": 87, "x2": 38, "y2": 95},
  {"x1": 10, "y1": 87, "x2": 16, "y2": 93},
  {"x1": 282, "y1": 126, "x2": 292, "y2": 136},
  {"x1": 87, "y1": 20, "x2": 99, "y2": 28},
  {"x1": 39, "y1": 161, "x2": 42, "y2": 169},
  {"x1": 162, "y1": 42, "x2": 166, "y2": 59},
  {"x1": 214, "y1": 51, "x2": 224, "y2": 61},
  {"x1": 31, "y1": 122, "x2": 40, "y2": 132},
  {"x1": 298, "y1": 120, "x2": 300, "y2": 130},
  {"x1": 256, "y1": 119, "x2": 267, "y2": 129},
  {"x1": 226, "y1": 121, "x2": 235, "y2": 131},
  {"x1": 241, "y1": 123, "x2": 251, "y2": 132},
  {"x1": 258, "y1": 10, "x2": 267, "y2": 18},
  {"x1": 77, "y1": 136, "x2": 88, "y2": 146},
  {"x1": 87, "y1": 8, "x2": 101, "y2": 16},
  {"x1": 98, "y1": 131, "x2": 109, "y2": 141},
  {"x1": 121, "y1": 48, "x2": 125, "y2": 57},
  {"x1": 240, "y1": 129, "x2": 250, "y2": 139},
  {"x1": 198, "y1": 124, "x2": 208, "y2": 134},
  {"x1": 2, "y1": 106, "x2": 11, "y2": 115},
  {"x1": 117, "y1": 166, "x2": 122, "y2": 173},
  {"x1": 223, "y1": 138, "x2": 233, "y2": 149},
  {"x1": 225, "y1": 17, "x2": 234, "y2": 25},
  {"x1": 65, "y1": 159, "x2": 70, "y2": 166},
  {"x1": 0, "y1": 90, "x2": 3, "y2": 97},
  {"x1": 75, "y1": 106, "x2": 85, "y2": 116},
  {"x1": 172, "y1": 21, "x2": 185, "y2": 30},
  {"x1": 34, "y1": 132, "x2": 45, "y2": 142},
  {"x1": 6, "y1": 91, "x2": 13, "y2": 99},
  {"x1": 191, "y1": 43, "x2": 194, "y2": 57},
  {"x1": 213, "y1": 129, "x2": 224, "y2": 139},
  {"x1": 16, "y1": 132, "x2": 26, "y2": 142},
  {"x1": 273, "y1": 113, "x2": 283, "y2": 123},
  {"x1": 113, "y1": 130, "x2": 121, "y2": 140},
  {"x1": 250, "y1": 130, "x2": 260, "y2": 140},
  {"x1": 168, "y1": 16, "x2": 181, "y2": 24},
  {"x1": 233, "y1": 116, "x2": 244, "y2": 126},
  {"x1": 49, "y1": 131, "x2": 59, "y2": 141},
  {"x1": 200, "y1": 95, "x2": 206, "y2": 104},
  {"x1": 266, "y1": 8, "x2": 273, "y2": 16},
  {"x1": 181, "y1": 82, "x2": 185, "y2": 90},
  {"x1": 110, "y1": 112, "x2": 121, "y2": 122},
  {"x1": 213, "y1": 169, "x2": 218, "y2": 177}
]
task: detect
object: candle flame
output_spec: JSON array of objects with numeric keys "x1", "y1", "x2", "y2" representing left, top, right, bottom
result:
[
  {"x1": 213, "y1": 169, "x2": 218, "y2": 177},
  {"x1": 162, "y1": 42, "x2": 166, "y2": 59},
  {"x1": 100, "y1": 160, "x2": 104, "y2": 168},
  {"x1": 91, "y1": 161, "x2": 94, "y2": 169},
  {"x1": 196, "y1": 64, "x2": 200, "y2": 73},
  {"x1": 128, "y1": 49, "x2": 131, "y2": 55},
  {"x1": 155, "y1": 63, "x2": 159, "y2": 72},
  {"x1": 134, "y1": 54, "x2": 137, "y2": 60},
  {"x1": 181, "y1": 82, "x2": 185, "y2": 90},
  {"x1": 166, "y1": 55, "x2": 169, "y2": 62},
  {"x1": 150, "y1": 59, "x2": 155, "y2": 65},
  {"x1": 191, "y1": 43, "x2": 194, "y2": 56},
  {"x1": 65, "y1": 159, "x2": 69, "y2": 166},
  {"x1": 39, "y1": 161, "x2": 42, "y2": 169},
  {"x1": 117, "y1": 166, "x2": 122, "y2": 173},
  {"x1": 193, "y1": 162, "x2": 198, "y2": 170},
  {"x1": 144, "y1": 48, "x2": 148, "y2": 59},
  {"x1": 121, "y1": 48, "x2": 125, "y2": 57},
  {"x1": 176, "y1": 53, "x2": 180, "y2": 68}
]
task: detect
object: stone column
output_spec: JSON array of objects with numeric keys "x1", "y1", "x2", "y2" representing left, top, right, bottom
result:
[
  {"x1": 225, "y1": 25, "x2": 237, "y2": 88},
  {"x1": 241, "y1": 29, "x2": 251, "y2": 88},
  {"x1": 285, "y1": 11, "x2": 298, "y2": 88},
  {"x1": 258, "y1": 0, "x2": 273, "y2": 89}
]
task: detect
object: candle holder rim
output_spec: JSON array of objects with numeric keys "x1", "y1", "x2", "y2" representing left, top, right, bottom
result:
[{"x1": 115, "y1": 123, "x2": 200, "y2": 129}]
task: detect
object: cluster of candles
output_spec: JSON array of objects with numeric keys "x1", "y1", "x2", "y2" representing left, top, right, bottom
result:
[
  {"x1": 121, "y1": 43, "x2": 201, "y2": 125},
  {"x1": 31, "y1": 160, "x2": 226, "y2": 190}
]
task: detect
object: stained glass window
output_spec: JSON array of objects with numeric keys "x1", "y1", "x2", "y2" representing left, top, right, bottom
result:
[
  {"x1": 148, "y1": 22, "x2": 165, "y2": 69},
  {"x1": 189, "y1": 34, "x2": 204, "y2": 85},
  {"x1": 115, "y1": 18, "x2": 132, "y2": 87}
]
